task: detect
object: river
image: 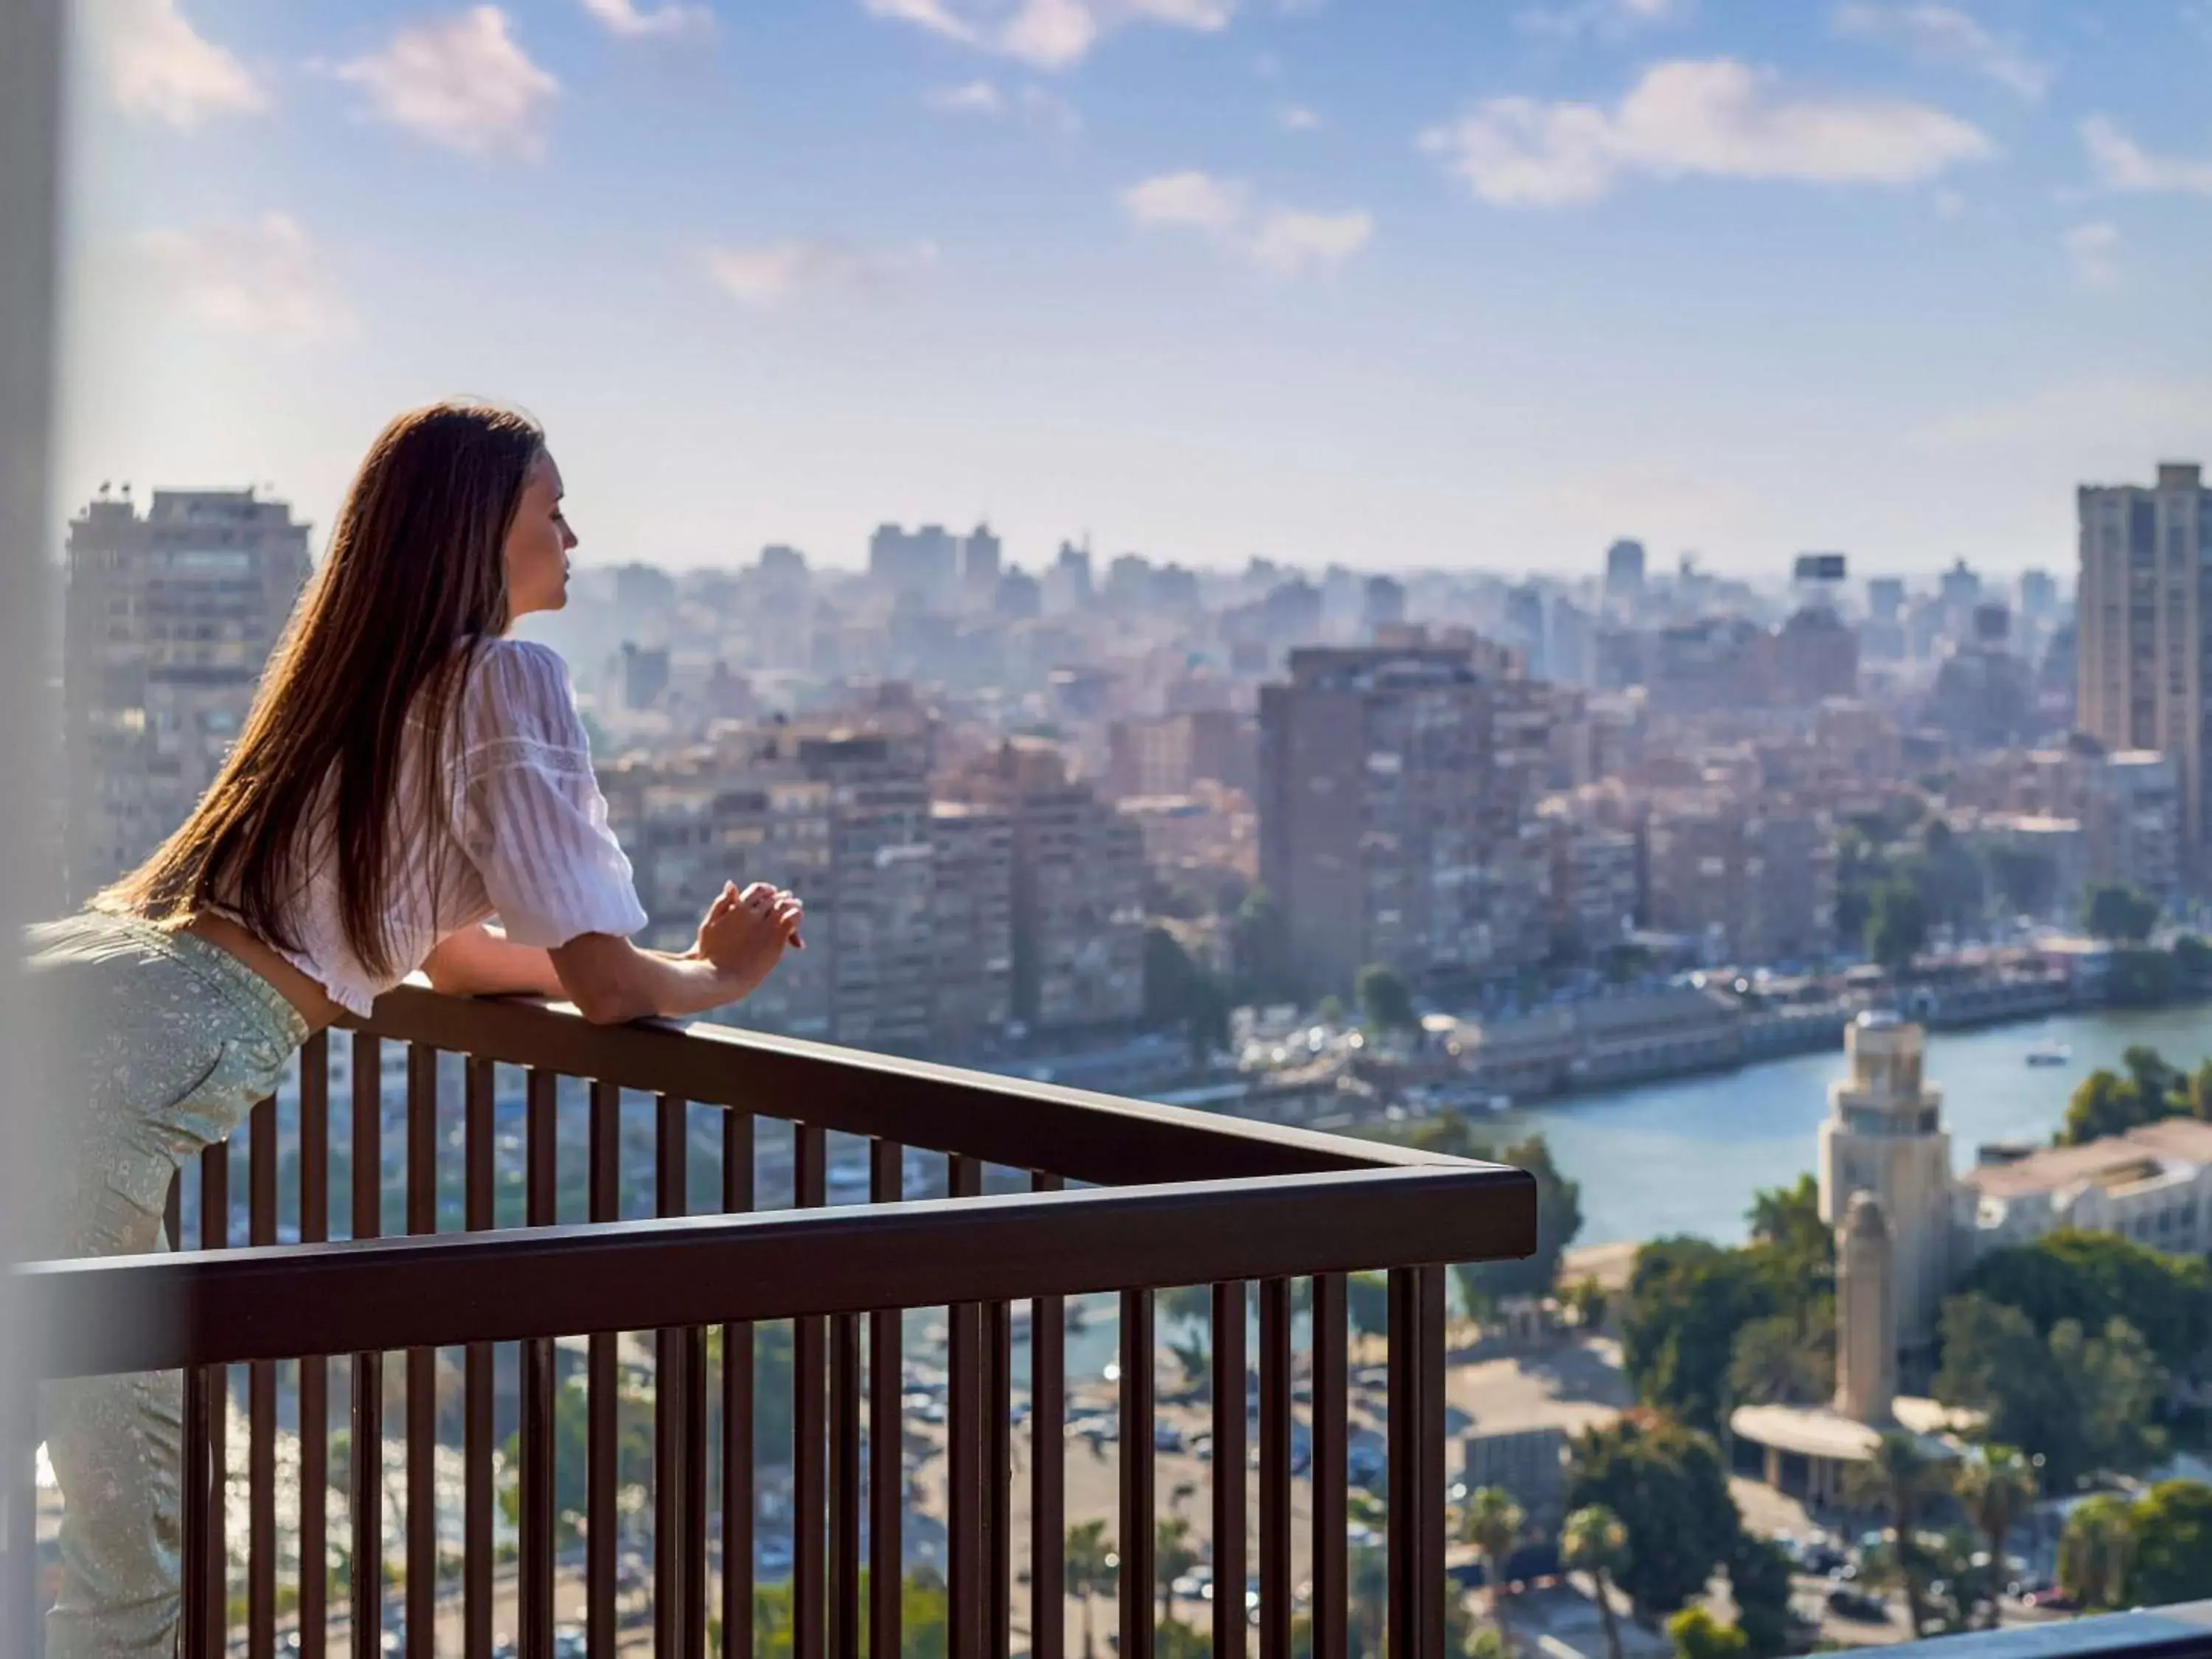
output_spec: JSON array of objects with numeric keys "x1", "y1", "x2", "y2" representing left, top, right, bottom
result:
[{"x1": 1484, "y1": 1004, "x2": 2212, "y2": 1249}]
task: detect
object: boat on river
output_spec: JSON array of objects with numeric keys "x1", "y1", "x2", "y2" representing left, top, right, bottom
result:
[{"x1": 2025, "y1": 1040, "x2": 2071, "y2": 1067}]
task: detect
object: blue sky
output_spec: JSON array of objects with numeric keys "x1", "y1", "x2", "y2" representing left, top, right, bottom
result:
[{"x1": 55, "y1": 0, "x2": 2212, "y2": 579}]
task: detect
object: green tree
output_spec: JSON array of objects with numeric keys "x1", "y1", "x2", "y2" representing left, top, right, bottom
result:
[
  {"x1": 1666, "y1": 1608, "x2": 1747, "y2": 1659},
  {"x1": 2176, "y1": 935, "x2": 2212, "y2": 983},
  {"x1": 1621, "y1": 1239, "x2": 1776, "y2": 1432},
  {"x1": 2058, "y1": 1492, "x2": 2135, "y2": 1610},
  {"x1": 1725, "y1": 1535, "x2": 1794, "y2": 1659},
  {"x1": 1454, "y1": 1133, "x2": 1584, "y2": 1304},
  {"x1": 1564, "y1": 1277, "x2": 1610, "y2": 1332},
  {"x1": 1142, "y1": 925, "x2": 1232, "y2": 1065},
  {"x1": 2084, "y1": 882, "x2": 2161, "y2": 944},
  {"x1": 1064, "y1": 1520, "x2": 1115, "y2": 1659},
  {"x1": 1155, "y1": 1515, "x2": 1200, "y2": 1635},
  {"x1": 1459, "y1": 1486, "x2": 1525, "y2": 1616},
  {"x1": 1844, "y1": 1432, "x2": 1950, "y2": 1637},
  {"x1": 1952, "y1": 1446, "x2": 2037, "y2": 1628},
  {"x1": 1745, "y1": 1174, "x2": 1830, "y2": 1269},
  {"x1": 1960, "y1": 1229, "x2": 2212, "y2": 1376},
  {"x1": 1561, "y1": 1505, "x2": 1629, "y2": 1659},
  {"x1": 1568, "y1": 1418, "x2": 1742, "y2": 1622},
  {"x1": 2123, "y1": 1480, "x2": 2212, "y2": 1607},
  {"x1": 2059, "y1": 1069, "x2": 2154, "y2": 1145},
  {"x1": 1355, "y1": 963, "x2": 1416, "y2": 1032},
  {"x1": 1727, "y1": 1309, "x2": 1833, "y2": 1408},
  {"x1": 1865, "y1": 878, "x2": 1928, "y2": 977},
  {"x1": 1231, "y1": 886, "x2": 1293, "y2": 1004}
]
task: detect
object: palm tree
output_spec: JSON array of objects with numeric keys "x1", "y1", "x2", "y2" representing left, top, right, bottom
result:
[
  {"x1": 1844, "y1": 1432, "x2": 1949, "y2": 1638},
  {"x1": 1064, "y1": 1519, "x2": 1115, "y2": 1659},
  {"x1": 1953, "y1": 1445, "x2": 2037, "y2": 1627},
  {"x1": 1561, "y1": 1504, "x2": 1628, "y2": 1659},
  {"x1": 1458, "y1": 1485, "x2": 1526, "y2": 1620},
  {"x1": 1155, "y1": 1514, "x2": 1200, "y2": 1634},
  {"x1": 2058, "y1": 1492, "x2": 2135, "y2": 1612}
]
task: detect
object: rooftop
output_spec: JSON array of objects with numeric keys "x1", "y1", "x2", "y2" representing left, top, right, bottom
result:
[{"x1": 1961, "y1": 1117, "x2": 2212, "y2": 1200}]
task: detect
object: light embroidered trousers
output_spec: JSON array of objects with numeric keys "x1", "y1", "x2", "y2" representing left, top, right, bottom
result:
[{"x1": 23, "y1": 912, "x2": 306, "y2": 1659}]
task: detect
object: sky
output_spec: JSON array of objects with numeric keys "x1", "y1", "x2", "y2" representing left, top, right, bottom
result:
[{"x1": 51, "y1": 0, "x2": 2212, "y2": 580}]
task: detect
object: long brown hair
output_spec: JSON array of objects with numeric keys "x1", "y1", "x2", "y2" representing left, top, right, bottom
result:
[{"x1": 96, "y1": 401, "x2": 546, "y2": 978}]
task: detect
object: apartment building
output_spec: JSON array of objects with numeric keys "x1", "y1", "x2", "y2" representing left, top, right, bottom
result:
[
  {"x1": 929, "y1": 802, "x2": 1015, "y2": 1050},
  {"x1": 63, "y1": 486, "x2": 313, "y2": 897},
  {"x1": 2077, "y1": 462, "x2": 2211, "y2": 878},
  {"x1": 1256, "y1": 643, "x2": 1553, "y2": 998},
  {"x1": 948, "y1": 741, "x2": 1147, "y2": 1033},
  {"x1": 1645, "y1": 794, "x2": 1837, "y2": 964}
]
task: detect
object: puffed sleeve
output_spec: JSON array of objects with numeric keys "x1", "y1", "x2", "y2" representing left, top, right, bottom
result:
[{"x1": 453, "y1": 639, "x2": 650, "y2": 947}]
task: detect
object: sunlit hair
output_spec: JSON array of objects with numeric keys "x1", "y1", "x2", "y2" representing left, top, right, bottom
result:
[{"x1": 94, "y1": 400, "x2": 546, "y2": 978}]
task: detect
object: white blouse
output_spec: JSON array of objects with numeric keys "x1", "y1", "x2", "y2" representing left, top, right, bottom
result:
[{"x1": 234, "y1": 637, "x2": 647, "y2": 1018}]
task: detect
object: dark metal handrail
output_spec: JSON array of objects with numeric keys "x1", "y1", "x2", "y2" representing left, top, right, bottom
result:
[
  {"x1": 14, "y1": 984, "x2": 1537, "y2": 1659},
  {"x1": 29, "y1": 1164, "x2": 1531, "y2": 1378}
]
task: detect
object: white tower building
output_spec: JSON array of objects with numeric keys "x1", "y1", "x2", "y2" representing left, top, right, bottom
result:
[
  {"x1": 1818, "y1": 1012, "x2": 1952, "y2": 1352},
  {"x1": 1834, "y1": 1192, "x2": 1897, "y2": 1427}
]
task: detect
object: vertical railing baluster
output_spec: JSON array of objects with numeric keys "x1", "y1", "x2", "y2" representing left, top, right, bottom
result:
[
  {"x1": 248, "y1": 1094, "x2": 278, "y2": 1659},
  {"x1": 869, "y1": 1142, "x2": 905, "y2": 1659},
  {"x1": 518, "y1": 1069, "x2": 557, "y2": 1658},
  {"x1": 722, "y1": 1110, "x2": 757, "y2": 1659},
  {"x1": 350, "y1": 1032, "x2": 383, "y2": 1659},
  {"x1": 830, "y1": 1305, "x2": 862, "y2": 1659},
  {"x1": 588, "y1": 1080, "x2": 619, "y2": 1655},
  {"x1": 405, "y1": 1046, "x2": 438, "y2": 1651},
  {"x1": 793, "y1": 1124, "x2": 827, "y2": 1659},
  {"x1": 947, "y1": 1156, "x2": 984, "y2": 1658},
  {"x1": 299, "y1": 1032, "x2": 330, "y2": 1659},
  {"x1": 655, "y1": 1093, "x2": 697, "y2": 1658},
  {"x1": 1211, "y1": 1281, "x2": 1248, "y2": 1659},
  {"x1": 199, "y1": 1133, "x2": 230, "y2": 1658},
  {"x1": 1029, "y1": 1173, "x2": 1065, "y2": 1659},
  {"x1": 1119, "y1": 1288, "x2": 1155, "y2": 1659},
  {"x1": 1312, "y1": 1274, "x2": 1349, "y2": 1659},
  {"x1": 1386, "y1": 1267, "x2": 1447, "y2": 1659},
  {"x1": 987, "y1": 1298, "x2": 1014, "y2": 1659},
  {"x1": 464, "y1": 1057, "x2": 496, "y2": 1659},
  {"x1": 182, "y1": 1360, "x2": 212, "y2": 1659},
  {"x1": 1257, "y1": 1278, "x2": 1292, "y2": 1659}
]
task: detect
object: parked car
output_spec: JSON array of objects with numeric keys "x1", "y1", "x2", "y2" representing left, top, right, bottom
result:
[
  {"x1": 2022, "y1": 1587, "x2": 2081, "y2": 1613},
  {"x1": 1827, "y1": 1587, "x2": 1888, "y2": 1623}
]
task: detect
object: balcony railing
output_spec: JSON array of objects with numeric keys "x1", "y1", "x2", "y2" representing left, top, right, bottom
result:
[{"x1": 15, "y1": 984, "x2": 1536, "y2": 1658}]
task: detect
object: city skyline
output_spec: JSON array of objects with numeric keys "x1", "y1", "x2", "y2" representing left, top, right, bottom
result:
[{"x1": 57, "y1": 0, "x2": 2212, "y2": 577}]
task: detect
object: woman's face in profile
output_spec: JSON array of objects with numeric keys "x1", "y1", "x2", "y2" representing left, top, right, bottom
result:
[{"x1": 504, "y1": 449, "x2": 577, "y2": 622}]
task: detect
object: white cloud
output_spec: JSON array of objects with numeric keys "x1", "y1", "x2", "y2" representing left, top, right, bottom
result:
[
  {"x1": 1831, "y1": 4, "x2": 2051, "y2": 100},
  {"x1": 2064, "y1": 221, "x2": 2121, "y2": 290},
  {"x1": 1121, "y1": 170, "x2": 1370, "y2": 276},
  {"x1": 580, "y1": 0, "x2": 715, "y2": 41},
  {"x1": 1277, "y1": 103, "x2": 1322, "y2": 132},
  {"x1": 136, "y1": 212, "x2": 354, "y2": 342},
  {"x1": 1122, "y1": 170, "x2": 1249, "y2": 229},
  {"x1": 927, "y1": 78, "x2": 1081, "y2": 132},
  {"x1": 929, "y1": 78, "x2": 1006, "y2": 113},
  {"x1": 2081, "y1": 115, "x2": 2212, "y2": 198},
  {"x1": 1250, "y1": 209, "x2": 1372, "y2": 274},
  {"x1": 103, "y1": 0, "x2": 265, "y2": 129},
  {"x1": 862, "y1": 0, "x2": 1234, "y2": 70},
  {"x1": 706, "y1": 240, "x2": 940, "y2": 308},
  {"x1": 1420, "y1": 58, "x2": 1994, "y2": 208},
  {"x1": 333, "y1": 7, "x2": 559, "y2": 159},
  {"x1": 1517, "y1": 0, "x2": 1693, "y2": 46}
]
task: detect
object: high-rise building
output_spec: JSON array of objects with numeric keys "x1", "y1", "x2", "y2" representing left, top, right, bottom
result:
[
  {"x1": 869, "y1": 523, "x2": 959, "y2": 609},
  {"x1": 929, "y1": 802, "x2": 1015, "y2": 1050},
  {"x1": 949, "y1": 741, "x2": 1146, "y2": 1033},
  {"x1": 1604, "y1": 539, "x2": 1646, "y2": 607},
  {"x1": 1361, "y1": 575, "x2": 1406, "y2": 638},
  {"x1": 2077, "y1": 462, "x2": 2211, "y2": 875},
  {"x1": 1644, "y1": 796, "x2": 1836, "y2": 963},
  {"x1": 960, "y1": 523, "x2": 1001, "y2": 611},
  {"x1": 1257, "y1": 644, "x2": 1552, "y2": 998},
  {"x1": 63, "y1": 486, "x2": 313, "y2": 898},
  {"x1": 1043, "y1": 542, "x2": 1093, "y2": 615},
  {"x1": 1867, "y1": 577, "x2": 1906, "y2": 625}
]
